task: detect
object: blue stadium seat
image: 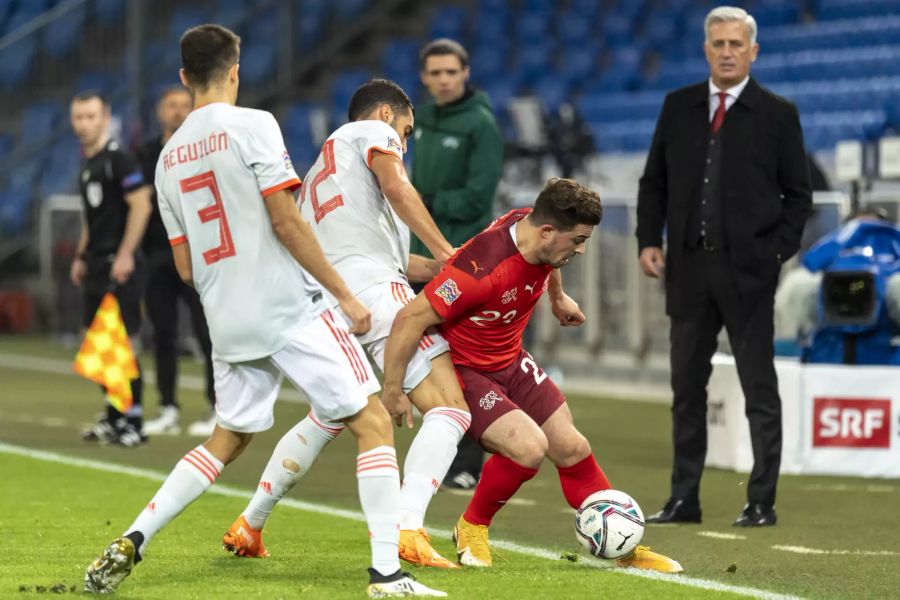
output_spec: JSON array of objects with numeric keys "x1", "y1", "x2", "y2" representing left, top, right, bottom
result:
[
  {"x1": 430, "y1": 5, "x2": 468, "y2": 40},
  {"x1": 330, "y1": 69, "x2": 372, "y2": 124},
  {"x1": 45, "y1": 3, "x2": 85, "y2": 58},
  {"x1": 557, "y1": 10, "x2": 593, "y2": 44},
  {"x1": 168, "y1": 7, "x2": 207, "y2": 42},
  {"x1": 75, "y1": 69, "x2": 121, "y2": 95},
  {"x1": 529, "y1": 75, "x2": 569, "y2": 112},
  {"x1": 19, "y1": 101, "x2": 62, "y2": 147},
  {"x1": 334, "y1": 0, "x2": 369, "y2": 20},
  {"x1": 382, "y1": 39, "x2": 420, "y2": 79},
  {"x1": 0, "y1": 187, "x2": 31, "y2": 235},
  {"x1": 94, "y1": 0, "x2": 125, "y2": 26},
  {"x1": 41, "y1": 137, "x2": 80, "y2": 196},
  {"x1": 237, "y1": 41, "x2": 276, "y2": 87},
  {"x1": 0, "y1": 37, "x2": 36, "y2": 88}
]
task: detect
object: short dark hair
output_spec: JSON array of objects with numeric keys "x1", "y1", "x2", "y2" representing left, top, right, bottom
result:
[
  {"x1": 530, "y1": 178, "x2": 602, "y2": 230},
  {"x1": 419, "y1": 38, "x2": 469, "y2": 69},
  {"x1": 71, "y1": 90, "x2": 109, "y2": 108},
  {"x1": 347, "y1": 78, "x2": 413, "y2": 122},
  {"x1": 158, "y1": 84, "x2": 191, "y2": 104},
  {"x1": 180, "y1": 24, "x2": 241, "y2": 90}
]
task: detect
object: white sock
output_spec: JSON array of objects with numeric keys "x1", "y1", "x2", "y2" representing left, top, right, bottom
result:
[
  {"x1": 242, "y1": 413, "x2": 343, "y2": 530},
  {"x1": 357, "y1": 445, "x2": 401, "y2": 577},
  {"x1": 125, "y1": 445, "x2": 223, "y2": 556},
  {"x1": 398, "y1": 408, "x2": 471, "y2": 530}
]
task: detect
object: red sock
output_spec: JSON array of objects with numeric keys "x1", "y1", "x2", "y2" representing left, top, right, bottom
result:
[
  {"x1": 463, "y1": 455, "x2": 538, "y2": 526},
  {"x1": 557, "y1": 455, "x2": 612, "y2": 509}
]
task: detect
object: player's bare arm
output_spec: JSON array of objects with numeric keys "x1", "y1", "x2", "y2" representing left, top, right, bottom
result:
[
  {"x1": 405, "y1": 254, "x2": 441, "y2": 283},
  {"x1": 548, "y1": 268, "x2": 586, "y2": 327},
  {"x1": 383, "y1": 293, "x2": 445, "y2": 427},
  {"x1": 171, "y1": 242, "x2": 193, "y2": 287},
  {"x1": 264, "y1": 188, "x2": 371, "y2": 335},
  {"x1": 110, "y1": 185, "x2": 152, "y2": 284},
  {"x1": 70, "y1": 221, "x2": 89, "y2": 286},
  {"x1": 370, "y1": 152, "x2": 453, "y2": 264}
]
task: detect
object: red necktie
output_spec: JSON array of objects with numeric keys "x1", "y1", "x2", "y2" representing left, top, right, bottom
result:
[{"x1": 711, "y1": 91, "x2": 728, "y2": 134}]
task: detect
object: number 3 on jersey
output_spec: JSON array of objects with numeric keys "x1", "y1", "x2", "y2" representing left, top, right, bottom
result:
[
  {"x1": 178, "y1": 171, "x2": 235, "y2": 265},
  {"x1": 301, "y1": 139, "x2": 343, "y2": 223}
]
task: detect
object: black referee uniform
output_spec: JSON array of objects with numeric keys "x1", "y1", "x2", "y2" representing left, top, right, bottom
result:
[
  {"x1": 79, "y1": 139, "x2": 146, "y2": 429},
  {"x1": 137, "y1": 136, "x2": 216, "y2": 412}
]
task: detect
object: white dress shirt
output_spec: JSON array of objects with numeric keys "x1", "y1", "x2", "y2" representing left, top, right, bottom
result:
[{"x1": 708, "y1": 76, "x2": 750, "y2": 122}]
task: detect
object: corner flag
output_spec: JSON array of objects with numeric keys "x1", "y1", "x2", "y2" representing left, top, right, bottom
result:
[{"x1": 73, "y1": 292, "x2": 139, "y2": 413}]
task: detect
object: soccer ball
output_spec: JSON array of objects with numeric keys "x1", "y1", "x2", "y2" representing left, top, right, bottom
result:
[{"x1": 574, "y1": 490, "x2": 645, "y2": 559}]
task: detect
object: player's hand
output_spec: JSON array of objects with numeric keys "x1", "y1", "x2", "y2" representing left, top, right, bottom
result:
[
  {"x1": 639, "y1": 247, "x2": 665, "y2": 279},
  {"x1": 70, "y1": 257, "x2": 87, "y2": 286},
  {"x1": 339, "y1": 296, "x2": 372, "y2": 335},
  {"x1": 551, "y1": 293, "x2": 586, "y2": 327},
  {"x1": 110, "y1": 252, "x2": 135, "y2": 284},
  {"x1": 382, "y1": 386, "x2": 414, "y2": 428},
  {"x1": 435, "y1": 247, "x2": 457, "y2": 266}
]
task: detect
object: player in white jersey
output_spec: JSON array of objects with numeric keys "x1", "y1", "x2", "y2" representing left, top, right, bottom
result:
[
  {"x1": 225, "y1": 80, "x2": 472, "y2": 569},
  {"x1": 84, "y1": 25, "x2": 444, "y2": 598}
]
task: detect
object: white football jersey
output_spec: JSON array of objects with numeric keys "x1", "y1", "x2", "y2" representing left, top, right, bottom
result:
[
  {"x1": 155, "y1": 102, "x2": 324, "y2": 362},
  {"x1": 298, "y1": 120, "x2": 409, "y2": 298}
]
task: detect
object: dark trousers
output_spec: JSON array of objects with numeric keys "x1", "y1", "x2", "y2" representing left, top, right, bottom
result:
[
  {"x1": 84, "y1": 255, "x2": 144, "y2": 420},
  {"x1": 145, "y1": 252, "x2": 215, "y2": 409},
  {"x1": 669, "y1": 249, "x2": 782, "y2": 508}
]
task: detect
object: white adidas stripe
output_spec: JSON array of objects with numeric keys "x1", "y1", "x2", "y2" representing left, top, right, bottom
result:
[{"x1": 0, "y1": 442, "x2": 799, "y2": 600}]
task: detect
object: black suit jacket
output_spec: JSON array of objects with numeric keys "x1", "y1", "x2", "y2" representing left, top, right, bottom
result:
[{"x1": 636, "y1": 77, "x2": 812, "y2": 318}]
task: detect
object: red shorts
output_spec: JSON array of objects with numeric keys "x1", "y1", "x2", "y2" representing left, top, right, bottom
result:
[{"x1": 455, "y1": 350, "x2": 566, "y2": 442}]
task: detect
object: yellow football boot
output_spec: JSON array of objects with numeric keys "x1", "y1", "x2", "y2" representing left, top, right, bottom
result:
[{"x1": 616, "y1": 545, "x2": 684, "y2": 573}]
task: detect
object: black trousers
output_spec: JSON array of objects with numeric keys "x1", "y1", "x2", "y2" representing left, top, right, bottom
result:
[
  {"x1": 83, "y1": 254, "x2": 144, "y2": 421},
  {"x1": 144, "y1": 251, "x2": 215, "y2": 409},
  {"x1": 668, "y1": 249, "x2": 782, "y2": 508}
]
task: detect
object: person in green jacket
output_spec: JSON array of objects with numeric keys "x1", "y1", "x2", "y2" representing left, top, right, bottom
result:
[
  {"x1": 410, "y1": 38, "x2": 504, "y2": 258},
  {"x1": 411, "y1": 39, "x2": 504, "y2": 489}
]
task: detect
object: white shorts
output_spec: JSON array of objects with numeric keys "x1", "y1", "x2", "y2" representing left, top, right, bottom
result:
[
  {"x1": 340, "y1": 280, "x2": 449, "y2": 393},
  {"x1": 213, "y1": 308, "x2": 380, "y2": 433}
]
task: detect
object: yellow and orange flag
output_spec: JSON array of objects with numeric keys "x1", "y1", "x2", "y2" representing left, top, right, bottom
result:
[{"x1": 73, "y1": 292, "x2": 139, "y2": 413}]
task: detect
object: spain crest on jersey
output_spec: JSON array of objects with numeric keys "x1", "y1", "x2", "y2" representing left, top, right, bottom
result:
[
  {"x1": 387, "y1": 136, "x2": 403, "y2": 152},
  {"x1": 434, "y1": 278, "x2": 462, "y2": 305}
]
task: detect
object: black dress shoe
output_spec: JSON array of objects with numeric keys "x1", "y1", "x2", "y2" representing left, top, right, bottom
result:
[
  {"x1": 645, "y1": 498, "x2": 702, "y2": 524},
  {"x1": 733, "y1": 503, "x2": 777, "y2": 527}
]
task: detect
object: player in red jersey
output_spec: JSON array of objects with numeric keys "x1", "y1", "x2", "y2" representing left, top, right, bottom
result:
[{"x1": 381, "y1": 178, "x2": 683, "y2": 573}]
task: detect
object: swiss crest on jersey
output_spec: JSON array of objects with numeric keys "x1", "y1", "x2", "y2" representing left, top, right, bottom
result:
[{"x1": 434, "y1": 278, "x2": 462, "y2": 305}]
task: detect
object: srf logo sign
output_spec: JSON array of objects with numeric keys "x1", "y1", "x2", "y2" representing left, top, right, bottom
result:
[{"x1": 813, "y1": 397, "x2": 891, "y2": 449}]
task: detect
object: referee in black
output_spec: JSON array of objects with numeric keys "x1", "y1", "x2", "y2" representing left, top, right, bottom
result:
[
  {"x1": 69, "y1": 91, "x2": 152, "y2": 447},
  {"x1": 137, "y1": 86, "x2": 217, "y2": 436}
]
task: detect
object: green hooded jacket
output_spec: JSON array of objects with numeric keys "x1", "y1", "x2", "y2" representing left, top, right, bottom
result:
[{"x1": 410, "y1": 89, "x2": 503, "y2": 257}]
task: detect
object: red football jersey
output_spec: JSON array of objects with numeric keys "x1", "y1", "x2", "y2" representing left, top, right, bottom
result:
[{"x1": 423, "y1": 209, "x2": 553, "y2": 371}]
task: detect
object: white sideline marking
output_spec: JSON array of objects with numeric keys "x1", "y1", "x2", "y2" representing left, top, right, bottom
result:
[
  {"x1": 0, "y1": 442, "x2": 800, "y2": 600},
  {"x1": 801, "y1": 483, "x2": 897, "y2": 494},
  {"x1": 698, "y1": 531, "x2": 747, "y2": 541},
  {"x1": 773, "y1": 545, "x2": 900, "y2": 556}
]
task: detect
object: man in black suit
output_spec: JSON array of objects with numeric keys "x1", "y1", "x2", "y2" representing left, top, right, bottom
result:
[{"x1": 636, "y1": 6, "x2": 812, "y2": 527}]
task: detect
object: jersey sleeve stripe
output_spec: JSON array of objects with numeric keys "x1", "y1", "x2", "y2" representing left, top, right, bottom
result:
[
  {"x1": 169, "y1": 235, "x2": 187, "y2": 247},
  {"x1": 260, "y1": 177, "x2": 301, "y2": 198},
  {"x1": 366, "y1": 147, "x2": 400, "y2": 170}
]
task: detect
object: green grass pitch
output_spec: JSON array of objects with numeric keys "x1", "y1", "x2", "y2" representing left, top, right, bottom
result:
[{"x1": 1, "y1": 335, "x2": 898, "y2": 598}]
